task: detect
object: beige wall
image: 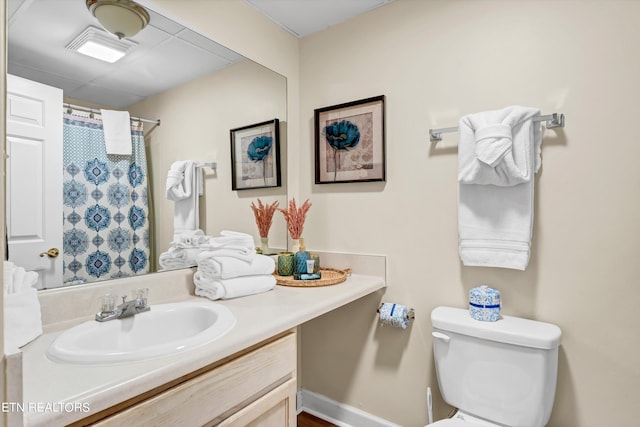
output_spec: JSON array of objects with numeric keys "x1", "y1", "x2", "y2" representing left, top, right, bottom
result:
[
  {"x1": 299, "y1": 1, "x2": 640, "y2": 426},
  {"x1": 130, "y1": 60, "x2": 288, "y2": 256},
  {"x1": 140, "y1": 0, "x2": 302, "y2": 200}
]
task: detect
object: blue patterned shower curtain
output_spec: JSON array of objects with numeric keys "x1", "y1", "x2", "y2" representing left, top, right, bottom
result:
[{"x1": 62, "y1": 112, "x2": 150, "y2": 285}]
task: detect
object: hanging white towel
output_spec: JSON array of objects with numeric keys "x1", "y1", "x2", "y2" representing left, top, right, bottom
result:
[
  {"x1": 3, "y1": 261, "x2": 42, "y2": 353},
  {"x1": 458, "y1": 106, "x2": 542, "y2": 270},
  {"x1": 166, "y1": 160, "x2": 200, "y2": 239},
  {"x1": 100, "y1": 109, "x2": 132, "y2": 155}
]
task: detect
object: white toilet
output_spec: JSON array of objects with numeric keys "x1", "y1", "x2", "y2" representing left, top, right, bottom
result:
[{"x1": 430, "y1": 306, "x2": 562, "y2": 427}]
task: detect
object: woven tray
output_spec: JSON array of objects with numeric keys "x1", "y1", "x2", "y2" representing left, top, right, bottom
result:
[{"x1": 274, "y1": 268, "x2": 351, "y2": 287}]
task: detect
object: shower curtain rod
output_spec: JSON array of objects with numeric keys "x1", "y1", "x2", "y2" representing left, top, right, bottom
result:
[
  {"x1": 64, "y1": 102, "x2": 161, "y2": 127},
  {"x1": 428, "y1": 112, "x2": 564, "y2": 142}
]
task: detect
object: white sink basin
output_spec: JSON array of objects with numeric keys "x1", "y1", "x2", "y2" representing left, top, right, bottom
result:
[{"x1": 46, "y1": 300, "x2": 236, "y2": 364}]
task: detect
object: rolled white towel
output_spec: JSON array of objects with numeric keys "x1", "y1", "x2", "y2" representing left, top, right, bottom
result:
[
  {"x1": 197, "y1": 253, "x2": 275, "y2": 279},
  {"x1": 194, "y1": 273, "x2": 275, "y2": 300}
]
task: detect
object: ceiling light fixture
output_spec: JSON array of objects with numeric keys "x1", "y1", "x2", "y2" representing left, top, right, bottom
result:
[
  {"x1": 86, "y1": 0, "x2": 150, "y2": 40},
  {"x1": 66, "y1": 26, "x2": 137, "y2": 63}
]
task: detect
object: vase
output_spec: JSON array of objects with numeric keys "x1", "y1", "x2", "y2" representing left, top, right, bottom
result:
[
  {"x1": 260, "y1": 237, "x2": 270, "y2": 254},
  {"x1": 291, "y1": 237, "x2": 305, "y2": 253},
  {"x1": 294, "y1": 250, "x2": 311, "y2": 279},
  {"x1": 277, "y1": 252, "x2": 295, "y2": 276}
]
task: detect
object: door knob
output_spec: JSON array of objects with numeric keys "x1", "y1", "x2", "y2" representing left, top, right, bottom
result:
[{"x1": 39, "y1": 248, "x2": 60, "y2": 258}]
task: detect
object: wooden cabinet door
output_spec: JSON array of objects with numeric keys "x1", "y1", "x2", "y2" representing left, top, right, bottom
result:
[{"x1": 216, "y1": 378, "x2": 296, "y2": 427}]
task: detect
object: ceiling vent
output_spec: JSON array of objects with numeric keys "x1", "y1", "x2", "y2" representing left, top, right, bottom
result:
[{"x1": 66, "y1": 26, "x2": 137, "y2": 63}]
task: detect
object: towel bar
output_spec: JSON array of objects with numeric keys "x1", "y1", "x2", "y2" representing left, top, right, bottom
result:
[{"x1": 429, "y1": 112, "x2": 565, "y2": 142}]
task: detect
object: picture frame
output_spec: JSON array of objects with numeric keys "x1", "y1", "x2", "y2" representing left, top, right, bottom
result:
[
  {"x1": 230, "y1": 119, "x2": 281, "y2": 190},
  {"x1": 314, "y1": 95, "x2": 385, "y2": 184}
]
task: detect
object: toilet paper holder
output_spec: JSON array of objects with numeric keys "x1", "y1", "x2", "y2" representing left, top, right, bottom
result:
[
  {"x1": 376, "y1": 303, "x2": 415, "y2": 319},
  {"x1": 376, "y1": 303, "x2": 415, "y2": 329}
]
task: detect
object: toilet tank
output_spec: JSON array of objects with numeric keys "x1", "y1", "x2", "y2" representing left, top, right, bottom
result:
[{"x1": 431, "y1": 306, "x2": 562, "y2": 427}]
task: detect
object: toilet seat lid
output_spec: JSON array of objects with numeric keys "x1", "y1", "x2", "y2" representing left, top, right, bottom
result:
[
  {"x1": 430, "y1": 419, "x2": 487, "y2": 427},
  {"x1": 430, "y1": 420, "x2": 477, "y2": 427}
]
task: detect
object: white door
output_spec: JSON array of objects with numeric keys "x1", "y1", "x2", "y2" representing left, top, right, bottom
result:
[{"x1": 6, "y1": 74, "x2": 63, "y2": 289}]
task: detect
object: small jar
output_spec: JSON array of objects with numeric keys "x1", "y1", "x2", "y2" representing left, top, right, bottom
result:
[{"x1": 277, "y1": 252, "x2": 295, "y2": 276}]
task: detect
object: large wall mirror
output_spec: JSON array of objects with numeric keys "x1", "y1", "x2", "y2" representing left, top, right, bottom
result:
[{"x1": 6, "y1": 0, "x2": 288, "y2": 290}]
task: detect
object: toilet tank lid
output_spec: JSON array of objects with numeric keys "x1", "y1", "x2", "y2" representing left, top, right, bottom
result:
[{"x1": 431, "y1": 306, "x2": 562, "y2": 349}]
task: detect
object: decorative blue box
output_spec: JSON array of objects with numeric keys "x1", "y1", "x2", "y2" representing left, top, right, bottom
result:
[{"x1": 469, "y1": 285, "x2": 501, "y2": 322}]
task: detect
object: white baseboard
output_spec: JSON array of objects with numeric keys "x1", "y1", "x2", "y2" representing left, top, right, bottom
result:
[{"x1": 298, "y1": 389, "x2": 402, "y2": 427}]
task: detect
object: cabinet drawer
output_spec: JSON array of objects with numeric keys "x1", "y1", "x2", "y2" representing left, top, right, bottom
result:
[
  {"x1": 92, "y1": 332, "x2": 296, "y2": 427},
  {"x1": 215, "y1": 378, "x2": 296, "y2": 427}
]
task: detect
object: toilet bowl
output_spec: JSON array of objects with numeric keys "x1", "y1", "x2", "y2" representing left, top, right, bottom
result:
[{"x1": 430, "y1": 306, "x2": 562, "y2": 427}]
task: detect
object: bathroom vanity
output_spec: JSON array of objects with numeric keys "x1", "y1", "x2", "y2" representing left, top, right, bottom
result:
[{"x1": 12, "y1": 253, "x2": 386, "y2": 427}]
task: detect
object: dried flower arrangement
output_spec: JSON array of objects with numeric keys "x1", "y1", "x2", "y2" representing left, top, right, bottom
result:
[
  {"x1": 250, "y1": 199, "x2": 280, "y2": 238},
  {"x1": 278, "y1": 198, "x2": 312, "y2": 240}
]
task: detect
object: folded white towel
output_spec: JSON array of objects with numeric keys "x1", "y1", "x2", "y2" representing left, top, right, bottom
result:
[
  {"x1": 458, "y1": 106, "x2": 542, "y2": 270},
  {"x1": 158, "y1": 247, "x2": 204, "y2": 270},
  {"x1": 100, "y1": 109, "x2": 132, "y2": 155},
  {"x1": 194, "y1": 273, "x2": 275, "y2": 300},
  {"x1": 197, "y1": 254, "x2": 275, "y2": 279},
  {"x1": 166, "y1": 160, "x2": 200, "y2": 239},
  {"x1": 204, "y1": 230, "x2": 256, "y2": 250},
  {"x1": 193, "y1": 231, "x2": 256, "y2": 262}
]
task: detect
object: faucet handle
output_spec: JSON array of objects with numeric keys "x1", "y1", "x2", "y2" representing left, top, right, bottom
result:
[
  {"x1": 133, "y1": 288, "x2": 149, "y2": 307},
  {"x1": 99, "y1": 293, "x2": 117, "y2": 314}
]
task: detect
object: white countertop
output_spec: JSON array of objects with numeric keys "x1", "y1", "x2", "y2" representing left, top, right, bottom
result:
[{"x1": 21, "y1": 274, "x2": 385, "y2": 427}]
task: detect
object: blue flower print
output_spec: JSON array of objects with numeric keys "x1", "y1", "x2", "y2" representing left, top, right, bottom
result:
[
  {"x1": 107, "y1": 227, "x2": 130, "y2": 252},
  {"x1": 84, "y1": 158, "x2": 110, "y2": 185},
  {"x1": 63, "y1": 181, "x2": 87, "y2": 208},
  {"x1": 128, "y1": 248, "x2": 147, "y2": 273},
  {"x1": 66, "y1": 163, "x2": 81, "y2": 177},
  {"x1": 247, "y1": 136, "x2": 273, "y2": 161},
  {"x1": 128, "y1": 206, "x2": 146, "y2": 230},
  {"x1": 323, "y1": 120, "x2": 361, "y2": 181},
  {"x1": 63, "y1": 229, "x2": 89, "y2": 256},
  {"x1": 128, "y1": 163, "x2": 144, "y2": 188},
  {"x1": 323, "y1": 120, "x2": 360, "y2": 150},
  {"x1": 85, "y1": 250, "x2": 112, "y2": 278},
  {"x1": 107, "y1": 183, "x2": 130, "y2": 208},
  {"x1": 85, "y1": 204, "x2": 111, "y2": 232}
]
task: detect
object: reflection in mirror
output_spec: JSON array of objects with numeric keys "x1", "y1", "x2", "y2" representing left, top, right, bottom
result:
[{"x1": 6, "y1": 0, "x2": 287, "y2": 290}]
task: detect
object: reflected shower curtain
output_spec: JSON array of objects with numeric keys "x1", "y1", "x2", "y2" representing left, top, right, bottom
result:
[{"x1": 62, "y1": 112, "x2": 150, "y2": 285}]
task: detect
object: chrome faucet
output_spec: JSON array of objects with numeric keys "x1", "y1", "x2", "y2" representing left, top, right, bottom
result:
[{"x1": 95, "y1": 288, "x2": 150, "y2": 322}]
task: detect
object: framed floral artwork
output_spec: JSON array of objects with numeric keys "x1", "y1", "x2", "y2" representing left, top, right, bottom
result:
[
  {"x1": 314, "y1": 95, "x2": 386, "y2": 184},
  {"x1": 230, "y1": 119, "x2": 281, "y2": 190}
]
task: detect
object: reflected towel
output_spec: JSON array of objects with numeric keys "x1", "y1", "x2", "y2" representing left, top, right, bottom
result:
[
  {"x1": 100, "y1": 109, "x2": 132, "y2": 155},
  {"x1": 158, "y1": 247, "x2": 204, "y2": 270},
  {"x1": 194, "y1": 273, "x2": 275, "y2": 300},
  {"x1": 171, "y1": 229, "x2": 208, "y2": 248},
  {"x1": 166, "y1": 160, "x2": 200, "y2": 238},
  {"x1": 197, "y1": 253, "x2": 275, "y2": 279}
]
